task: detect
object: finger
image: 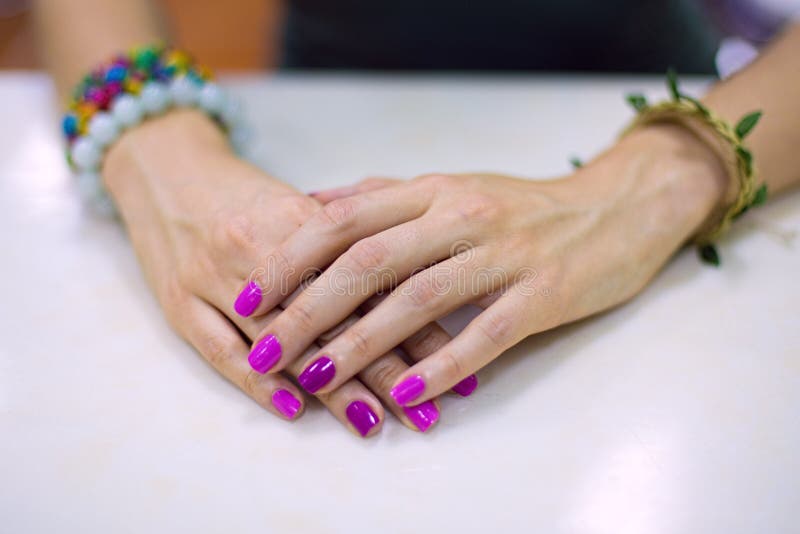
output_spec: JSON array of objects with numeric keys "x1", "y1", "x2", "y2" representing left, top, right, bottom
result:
[
  {"x1": 211, "y1": 283, "x2": 386, "y2": 438},
  {"x1": 179, "y1": 297, "x2": 306, "y2": 421},
  {"x1": 221, "y1": 277, "x2": 441, "y2": 435},
  {"x1": 233, "y1": 182, "x2": 431, "y2": 319},
  {"x1": 358, "y1": 350, "x2": 441, "y2": 433},
  {"x1": 312, "y1": 314, "x2": 441, "y2": 433},
  {"x1": 391, "y1": 289, "x2": 542, "y2": 407},
  {"x1": 361, "y1": 294, "x2": 478, "y2": 397},
  {"x1": 309, "y1": 177, "x2": 404, "y2": 204},
  {"x1": 253, "y1": 216, "x2": 461, "y2": 376},
  {"x1": 294, "y1": 250, "x2": 498, "y2": 395},
  {"x1": 285, "y1": 344, "x2": 386, "y2": 438}
]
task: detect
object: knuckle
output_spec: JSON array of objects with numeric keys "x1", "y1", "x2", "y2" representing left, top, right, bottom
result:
[
  {"x1": 363, "y1": 358, "x2": 403, "y2": 394},
  {"x1": 403, "y1": 323, "x2": 446, "y2": 359},
  {"x1": 456, "y1": 194, "x2": 501, "y2": 223},
  {"x1": 318, "y1": 198, "x2": 359, "y2": 231},
  {"x1": 199, "y1": 333, "x2": 239, "y2": 369},
  {"x1": 417, "y1": 173, "x2": 456, "y2": 189},
  {"x1": 345, "y1": 327, "x2": 372, "y2": 356},
  {"x1": 286, "y1": 300, "x2": 316, "y2": 332},
  {"x1": 174, "y1": 255, "x2": 214, "y2": 288},
  {"x1": 263, "y1": 247, "x2": 292, "y2": 289},
  {"x1": 347, "y1": 238, "x2": 391, "y2": 272},
  {"x1": 219, "y1": 214, "x2": 259, "y2": 256},
  {"x1": 317, "y1": 320, "x2": 351, "y2": 345},
  {"x1": 475, "y1": 311, "x2": 516, "y2": 349},
  {"x1": 440, "y1": 350, "x2": 466, "y2": 380},
  {"x1": 160, "y1": 278, "x2": 190, "y2": 330},
  {"x1": 405, "y1": 273, "x2": 444, "y2": 308},
  {"x1": 281, "y1": 194, "x2": 318, "y2": 225},
  {"x1": 243, "y1": 369, "x2": 261, "y2": 398}
]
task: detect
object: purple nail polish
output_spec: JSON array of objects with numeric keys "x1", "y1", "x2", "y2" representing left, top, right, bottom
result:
[
  {"x1": 272, "y1": 389, "x2": 301, "y2": 419},
  {"x1": 452, "y1": 374, "x2": 478, "y2": 397},
  {"x1": 403, "y1": 400, "x2": 440, "y2": 433},
  {"x1": 390, "y1": 375, "x2": 425, "y2": 406},
  {"x1": 248, "y1": 335, "x2": 281, "y2": 374},
  {"x1": 346, "y1": 400, "x2": 379, "y2": 437},
  {"x1": 298, "y1": 356, "x2": 336, "y2": 393},
  {"x1": 234, "y1": 281, "x2": 262, "y2": 317}
]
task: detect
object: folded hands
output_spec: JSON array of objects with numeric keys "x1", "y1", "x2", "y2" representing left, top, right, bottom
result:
[{"x1": 103, "y1": 108, "x2": 725, "y2": 437}]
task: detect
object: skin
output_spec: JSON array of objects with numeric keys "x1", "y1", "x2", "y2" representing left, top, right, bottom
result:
[
  {"x1": 101, "y1": 109, "x2": 451, "y2": 434},
  {"x1": 241, "y1": 26, "x2": 800, "y2": 407},
  {"x1": 33, "y1": 0, "x2": 452, "y2": 436},
  {"x1": 33, "y1": 0, "x2": 799, "y2": 426}
]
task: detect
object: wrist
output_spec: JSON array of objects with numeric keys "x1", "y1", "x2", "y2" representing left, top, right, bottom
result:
[
  {"x1": 584, "y1": 122, "x2": 729, "y2": 242},
  {"x1": 102, "y1": 108, "x2": 233, "y2": 199},
  {"x1": 102, "y1": 108, "x2": 295, "y2": 221}
]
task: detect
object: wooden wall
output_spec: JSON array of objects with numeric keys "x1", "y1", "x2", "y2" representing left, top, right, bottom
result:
[{"x1": 0, "y1": 0, "x2": 282, "y2": 70}]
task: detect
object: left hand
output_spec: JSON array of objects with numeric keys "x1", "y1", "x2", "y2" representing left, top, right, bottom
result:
[{"x1": 239, "y1": 123, "x2": 728, "y2": 406}]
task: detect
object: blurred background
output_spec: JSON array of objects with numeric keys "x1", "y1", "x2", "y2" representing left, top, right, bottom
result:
[
  {"x1": 0, "y1": 0, "x2": 797, "y2": 73},
  {"x1": 0, "y1": 0, "x2": 284, "y2": 70}
]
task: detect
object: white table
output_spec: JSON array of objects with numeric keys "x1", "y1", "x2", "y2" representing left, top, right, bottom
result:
[{"x1": 1, "y1": 73, "x2": 798, "y2": 534}]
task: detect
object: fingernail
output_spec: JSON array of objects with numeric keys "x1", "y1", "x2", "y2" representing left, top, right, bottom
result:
[
  {"x1": 234, "y1": 281, "x2": 262, "y2": 317},
  {"x1": 403, "y1": 400, "x2": 440, "y2": 433},
  {"x1": 390, "y1": 375, "x2": 425, "y2": 406},
  {"x1": 298, "y1": 356, "x2": 336, "y2": 393},
  {"x1": 346, "y1": 400, "x2": 379, "y2": 437},
  {"x1": 272, "y1": 389, "x2": 301, "y2": 419},
  {"x1": 248, "y1": 335, "x2": 281, "y2": 374},
  {"x1": 452, "y1": 374, "x2": 478, "y2": 397}
]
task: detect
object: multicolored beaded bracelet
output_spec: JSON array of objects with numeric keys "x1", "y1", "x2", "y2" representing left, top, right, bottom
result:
[{"x1": 63, "y1": 44, "x2": 245, "y2": 214}]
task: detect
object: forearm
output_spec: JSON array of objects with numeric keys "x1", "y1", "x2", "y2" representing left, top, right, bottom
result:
[
  {"x1": 704, "y1": 23, "x2": 800, "y2": 195},
  {"x1": 32, "y1": 0, "x2": 168, "y2": 103}
]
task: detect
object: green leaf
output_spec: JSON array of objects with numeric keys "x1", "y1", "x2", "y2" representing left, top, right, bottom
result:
[
  {"x1": 569, "y1": 156, "x2": 583, "y2": 169},
  {"x1": 751, "y1": 183, "x2": 768, "y2": 206},
  {"x1": 736, "y1": 146, "x2": 753, "y2": 175},
  {"x1": 626, "y1": 93, "x2": 648, "y2": 112},
  {"x1": 666, "y1": 67, "x2": 681, "y2": 101},
  {"x1": 698, "y1": 244, "x2": 720, "y2": 266},
  {"x1": 735, "y1": 111, "x2": 762, "y2": 139},
  {"x1": 681, "y1": 95, "x2": 711, "y2": 118}
]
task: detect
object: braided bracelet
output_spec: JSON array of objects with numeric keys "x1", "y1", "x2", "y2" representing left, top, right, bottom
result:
[
  {"x1": 622, "y1": 70, "x2": 767, "y2": 266},
  {"x1": 63, "y1": 44, "x2": 246, "y2": 214}
]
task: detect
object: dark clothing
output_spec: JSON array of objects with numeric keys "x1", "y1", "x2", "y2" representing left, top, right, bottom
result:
[{"x1": 282, "y1": 0, "x2": 720, "y2": 73}]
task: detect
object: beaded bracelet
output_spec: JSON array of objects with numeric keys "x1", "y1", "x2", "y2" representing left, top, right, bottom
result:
[
  {"x1": 622, "y1": 69, "x2": 767, "y2": 266},
  {"x1": 63, "y1": 44, "x2": 245, "y2": 214}
]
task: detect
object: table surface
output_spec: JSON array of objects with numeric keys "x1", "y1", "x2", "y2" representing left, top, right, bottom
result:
[{"x1": 1, "y1": 73, "x2": 798, "y2": 534}]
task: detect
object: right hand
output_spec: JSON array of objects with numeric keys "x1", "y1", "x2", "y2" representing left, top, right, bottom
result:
[{"x1": 101, "y1": 109, "x2": 448, "y2": 436}]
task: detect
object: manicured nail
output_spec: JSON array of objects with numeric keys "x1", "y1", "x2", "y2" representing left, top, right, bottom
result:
[
  {"x1": 298, "y1": 356, "x2": 336, "y2": 393},
  {"x1": 390, "y1": 375, "x2": 425, "y2": 406},
  {"x1": 452, "y1": 374, "x2": 478, "y2": 397},
  {"x1": 248, "y1": 335, "x2": 281, "y2": 374},
  {"x1": 403, "y1": 400, "x2": 440, "y2": 433},
  {"x1": 346, "y1": 400, "x2": 379, "y2": 437},
  {"x1": 234, "y1": 281, "x2": 262, "y2": 317},
  {"x1": 272, "y1": 389, "x2": 301, "y2": 419}
]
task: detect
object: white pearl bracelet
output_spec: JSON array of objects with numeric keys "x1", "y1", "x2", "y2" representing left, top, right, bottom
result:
[{"x1": 70, "y1": 75, "x2": 247, "y2": 215}]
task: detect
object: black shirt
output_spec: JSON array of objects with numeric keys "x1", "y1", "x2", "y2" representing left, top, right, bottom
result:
[{"x1": 282, "y1": 0, "x2": 720, "y2": 73}]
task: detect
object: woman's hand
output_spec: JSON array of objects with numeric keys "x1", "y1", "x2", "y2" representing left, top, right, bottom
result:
[
  {"x1": 237, "y1": 123, "x2": 728, "y2": 406},
  {"x1": 102, "y1": 108, "x2": 445, "y2": 435}
]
